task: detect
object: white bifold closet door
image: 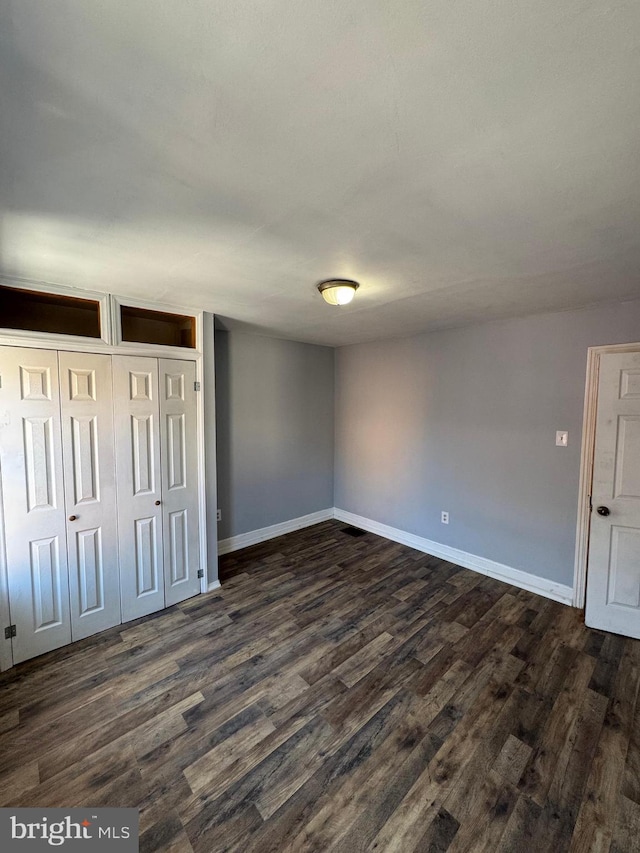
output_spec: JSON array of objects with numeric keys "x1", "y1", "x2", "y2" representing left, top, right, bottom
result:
[
  {"x1": 160, "y1": 359, "x2": 202, "y2": 608},
  {"x1": 112, "y1": 356, "x2": 164, "y2": 622},
  {"x1": 113, "y1": 356, "x2": 201, "y2": 622},
  {"x1": 0, "y1": 348, "x2": 70, "y2": 663},
  {"x1": 0, "y1": 348, "x2": 120, "y2": 664},
  {"x1": 58, "y1": 351, "x2": 120, "y2": 641}
]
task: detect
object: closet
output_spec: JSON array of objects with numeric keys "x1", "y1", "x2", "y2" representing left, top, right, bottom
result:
[
  {"x1": 0, "y1": 285, "x2": 208, "y2": 667},
  {"x1": 113, "y1": 355, "x2": 201, "y2": 622}
]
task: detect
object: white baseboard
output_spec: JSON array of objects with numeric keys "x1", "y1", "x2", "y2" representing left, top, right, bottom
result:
[
  {"x1": 216, "y1": 506, "x2": 573, "y2": 606},
  {"x1": 333, "y1": 508, "x2": 574, "y2": 606},
  {"x1": 207, "y1": 580, "x2": 221, "y2": 593},
  {"x1": 217, "y1": 508, "x2": 334, "y2": 556}
]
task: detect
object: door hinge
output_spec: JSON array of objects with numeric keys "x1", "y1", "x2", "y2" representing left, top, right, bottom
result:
[
  {"x1": 4, "y1": 625, "x2": 16, "y2": 640},
  {"x1": 589, "y1": 494, "x2": 593, "y2": 512},
  {"x1": 194, "y1": 381, "x2": 201, "y2": 391},
  {"x1": 197, "y1": 569, "x2": 204, "y2": 579}
]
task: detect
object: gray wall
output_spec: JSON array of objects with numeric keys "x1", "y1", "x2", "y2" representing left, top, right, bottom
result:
[
  {"x1": 215, "y1": 330, "x2": 334, "y2": 539},
  {"x1": 335, "y1": 299, "x2": 640, "y2": 587}
]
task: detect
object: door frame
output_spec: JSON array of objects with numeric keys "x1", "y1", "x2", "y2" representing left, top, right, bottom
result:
[
  {"x1": 573, "y1": 341, "x2": 640, "y2": 608},
  {"x1": 0, "y1": 461, "x2": 13, "y2": 672}
]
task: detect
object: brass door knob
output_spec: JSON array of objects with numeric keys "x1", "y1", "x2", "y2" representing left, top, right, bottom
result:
[
  {"x1": 155, "y1": 500, "x2": 161, "y2": 506},
  {"x1": 68, "y1": 515, "x2": 77, "y2": 521}
]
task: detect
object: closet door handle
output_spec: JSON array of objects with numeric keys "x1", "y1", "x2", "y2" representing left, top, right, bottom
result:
[
  {"x1": 68, "y1": 515, "x2": 78, "y2": 521},
  {"x1": 155, "y1": 500, "x2": 161, "y2": 506}
]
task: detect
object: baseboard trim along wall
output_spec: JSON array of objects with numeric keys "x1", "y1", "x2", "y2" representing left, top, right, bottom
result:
[
  {"x1": 207, "y1": 580, "x2": 221, "y2": 593},
  {"x1": 333, "y1": 508, "x2": 574, "y2": 606},
  {"x1": 217, "y1": 508, "x2": 335, "y2": 556},
  {"x1": 216, "y1": 507, "x2": 573, "y2": 605}
]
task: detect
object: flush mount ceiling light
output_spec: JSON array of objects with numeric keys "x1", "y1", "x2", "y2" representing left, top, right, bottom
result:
[{"x1": 317, "y1": 279, "x2": 359, "y2": 306}]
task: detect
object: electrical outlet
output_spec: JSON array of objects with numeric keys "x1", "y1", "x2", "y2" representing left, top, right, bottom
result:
[
  {"x1": 441, "y1": 511, "x2": 449, "y2": 524},
  {"x1": 556, "y1": 431, "x2": 568, "y2": 447},
  {"x1": 216, "y1": 509, "x2": 222, "y2": 522}
]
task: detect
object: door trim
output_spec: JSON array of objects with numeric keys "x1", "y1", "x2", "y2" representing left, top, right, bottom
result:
[
  {"x1": 0, "y1": 456, "x2": 14, "y2": 672},
  {"x1": 573, "y1": 341, "x2": 640, "y2": 608}
]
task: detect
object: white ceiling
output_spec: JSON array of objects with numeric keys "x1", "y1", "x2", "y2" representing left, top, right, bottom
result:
[{"x1": 2, "y1": 0, "x2": 640, "y2": 346}]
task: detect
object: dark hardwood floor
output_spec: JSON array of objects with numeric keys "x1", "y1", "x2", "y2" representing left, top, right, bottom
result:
[{"x1": 1, "y1": 520, "x2": 639, "y2": 852}]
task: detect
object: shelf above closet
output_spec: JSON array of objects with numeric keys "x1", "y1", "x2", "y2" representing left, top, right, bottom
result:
[
  {"x1": 0, "y1": 286, "x2": 102, "y2": 338},
  {"x1": 120, "y1": 305, "x2": 196, "y2": 348}
]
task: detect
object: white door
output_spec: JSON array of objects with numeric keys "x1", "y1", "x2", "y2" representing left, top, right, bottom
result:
[
  {"x1": 160, "y1": 359, "x2": 201, "y2": 605},
  {"x1": 586, "y1": 351, "x2": 640, "y2": 638},
  {"x1": 59, "y1": 352, "x2": 120, "y2": 640},
  {"x1": 0, "y1": 347, "x2": 71, "y2": 663},
  {"x1": 113, "y1": 356, "x2": 165, "y2": 622}
]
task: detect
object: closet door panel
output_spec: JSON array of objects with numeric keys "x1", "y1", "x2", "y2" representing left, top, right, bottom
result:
[
  {"x1": 160, "y1": 359, "x2": 201, "y2": 605},
  {"x1": 0, "y1": 347, "x2": 71, "y2": 663},
  {"x1": 59, "y1": 352, "x2": 120, "y2": 640},
  {"x1": 113, "y1": 356, "x2": 165, "y2": 621}
]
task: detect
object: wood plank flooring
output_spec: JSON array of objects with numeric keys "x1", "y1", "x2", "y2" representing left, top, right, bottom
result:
[{"x1": 1, "y1": 519, "x2": 639, "y2": 852}]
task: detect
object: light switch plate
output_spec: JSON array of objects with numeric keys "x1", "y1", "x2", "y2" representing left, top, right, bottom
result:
[{"x1": 556, "y1": 431, "x2": 568, "y2": 447}]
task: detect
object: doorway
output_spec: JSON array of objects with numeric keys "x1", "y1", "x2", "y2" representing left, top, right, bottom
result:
[{"x1": 575, "y1": 343, "x2": 640, "y2": 638}]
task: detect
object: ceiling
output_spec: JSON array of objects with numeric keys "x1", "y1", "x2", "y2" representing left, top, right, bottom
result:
[{"x1": 2, "y1": 1, "x2": 640, "y2": 347}]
